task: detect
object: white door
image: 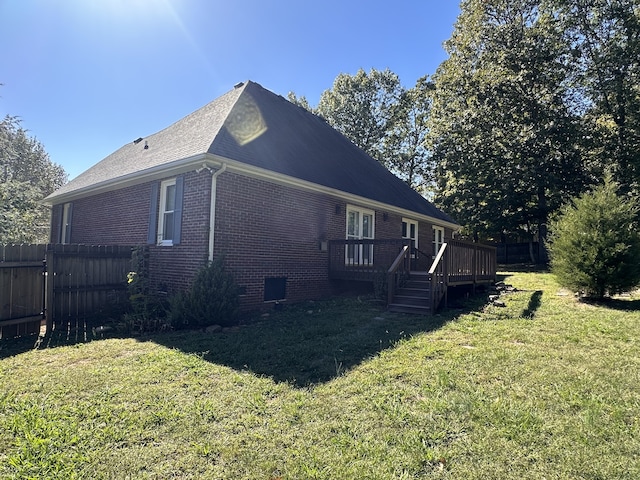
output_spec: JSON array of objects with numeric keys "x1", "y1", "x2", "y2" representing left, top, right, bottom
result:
[
  {"x1": 433, "y1": 226, "x2": 444, "y2": 257},
  {"x1": 347, "y1": 207, "x2": 375, "y2": 265},
  {"x1": 402, "y1": 218, "x2": 418, "y2": 256}
]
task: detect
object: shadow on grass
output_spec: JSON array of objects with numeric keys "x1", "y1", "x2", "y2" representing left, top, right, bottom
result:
[
  {"x1": 0, "y1": 334, "x2": 42, "y2": 359},
  {"x1": 1, "y1": 294, "x2": 488, "y2": 388},
  {"x1": 580, "y1": 297, "x2": 640, "y2": 311},
  {"x1": 147, "y1": 295, "x2": 487, "y2": 388},
  {"x1": 0, "y1": 317, "x2": 123, "y2": 360},
  {"x1": 521, "y1": 290, "x2": 543, "y2": 319}
]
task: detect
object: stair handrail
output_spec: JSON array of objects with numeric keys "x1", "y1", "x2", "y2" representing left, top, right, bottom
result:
[
  {"x1": 386, "y1": 244, "x2": 411, "y2": 306},
  {"x1": 428, "y1": 242, "x2": 449, "y2": 312}
]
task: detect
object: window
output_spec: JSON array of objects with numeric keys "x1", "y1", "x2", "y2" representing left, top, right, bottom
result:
[
  {"x1": 158, "y1": 179, "x2": 177, "y2": 245},
  {"x1": 346, "y1": 205, "x2": 375, "y2": 265},
  {"x1": 433, "y1": 226, "x2": 445, "y2": 257},
  {"x1": 60, "y1": 202, "x2": 73, "y2": 244},
  {"x1": 147, "y1": 177, "x2": 183, "y2": 246},
  {"x1": 402, "y1": 218, "x2": 418, "y2": 251}
]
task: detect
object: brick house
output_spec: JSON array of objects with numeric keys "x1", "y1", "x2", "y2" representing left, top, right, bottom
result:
[{"x1": 44, "y1": 81, "x2": 466, "y2": 311}]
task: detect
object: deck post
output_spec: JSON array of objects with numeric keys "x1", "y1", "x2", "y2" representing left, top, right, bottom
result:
[
  {"x1": 443, "y1": 246, "x2": 449, "y2": 308},
  {"x1": 472, "y1": 244, "x2": 478, "y2": 294}
]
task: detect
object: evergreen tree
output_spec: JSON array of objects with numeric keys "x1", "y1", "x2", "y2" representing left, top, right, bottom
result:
[{"x1": 548, "y1": 175, "x2": 640, "y2": 299}]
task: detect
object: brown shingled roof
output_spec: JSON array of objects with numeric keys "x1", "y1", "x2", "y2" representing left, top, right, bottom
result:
[{"x1": 46, "y1": 81, "x2": 457, "y2": 225}]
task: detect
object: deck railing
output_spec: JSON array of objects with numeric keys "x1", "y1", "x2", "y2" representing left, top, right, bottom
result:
[
  {"x1": 443, "y1": 239, "x2": 497, "y2": 286},
  {"x1": 328, "y1": 239, "x2": 411, "y2": 282},
  {"x1": 328, "y1": 238, "x2": 496, "y2": 310},
  {"x1": 386, "y1": 245, "x2": 412, "y2": 306},
  {"x1": 428, "y1": 239, "x2": 497, "y2": 310}
]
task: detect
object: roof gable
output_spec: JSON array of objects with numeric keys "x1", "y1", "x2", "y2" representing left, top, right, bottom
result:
[{"x1": 46, "y1": 81, "x2": 457, "y2": 225}]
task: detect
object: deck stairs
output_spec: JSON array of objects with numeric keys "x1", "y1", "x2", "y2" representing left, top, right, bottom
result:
[{"x1": 388, "y1": 271, "x2": 433, "y2": 314}]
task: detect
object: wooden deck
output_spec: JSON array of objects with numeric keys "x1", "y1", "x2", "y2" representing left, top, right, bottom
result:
[{"x1": 329, "y1": 239, "x2": 497, "y2": 314}]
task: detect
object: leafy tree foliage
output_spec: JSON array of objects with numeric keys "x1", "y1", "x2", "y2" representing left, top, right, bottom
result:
[
  {"x1": 548, "y1": 176, "x2": 640, "y2": 299},
  {"x1": 0, "y1": 116, "x2": 67, "y2": 243},
  {"x1": 384, "y1": 76, "x2": 436, "y2": 194},
  {"x1": 429, "y1": 0, "x2": 586, "y2": 248},
  {"x1": 290, "y1": 70, "x2": 436, "y2": 193},
  {"x1": 286, "y1": 91, "x2": 312, "y2": 111},
  {"x1": 553, "y1": 0, "x2": 640, "y2": 195},
  {"x1": 316, "y1": 68, "x2": 403, "y2": 164}
]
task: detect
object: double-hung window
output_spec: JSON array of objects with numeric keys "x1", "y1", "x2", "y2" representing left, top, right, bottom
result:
[
  {"x1": 158, "y1": 179, "x2": 176, "y2": 245},
  {"x1": 148, "y1": 176, "x2": 183, "y2": 247}
]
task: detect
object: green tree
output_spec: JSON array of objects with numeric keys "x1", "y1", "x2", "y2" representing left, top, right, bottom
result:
[
  {"x1": 429, "y1": 0, "x2": 586, "y2": 252},
  {"x1": 286, "y1": 91, "x2": 312, "y2": 111},
  {"x1": 0, "y1": 115, "x2": 67, "y2": 243},
  {"x1": 316, "y1": 68, "x2": 403, "y2": 164},
  {"x1": 384, "y1": 76, "x2": 436, "y2": 194},
  {"x1": 548, "y1": 175, "x2": 640, "y2": 299},
  {"x1": 553, "y1": 0, "x2": 640, "y2": 195}
]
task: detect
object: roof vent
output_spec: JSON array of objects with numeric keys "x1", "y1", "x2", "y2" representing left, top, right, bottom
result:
[
  {"x1": 144, "y1": 141, "x2": 149, "y2": 150},
  {"x1": 133, "y1": 137, "x2": 143, "y2": 144},
  {"x1": 234, "y1": 81, "x2": 244, "y2": 89}
]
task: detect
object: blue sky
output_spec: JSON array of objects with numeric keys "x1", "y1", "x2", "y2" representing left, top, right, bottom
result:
[{"x1": 0, "y1": 0, "x2": 461, "y2": 180}]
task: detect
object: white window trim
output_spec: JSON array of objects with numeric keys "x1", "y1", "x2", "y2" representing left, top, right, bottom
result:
[
  {"x1": 433, "y1": 226, "x2": 445, "y2": 257},
  {"x1": 402, "y1": 218, "x2": 419, "y2": 249},
  {"x1": 346, "y1": 205, "x2": 375, "y2": 265},
  {"x1": 61, "y1": 202, "x2": 72, "y2": 244},
  {"x1": 157, "y1": 178, "x2": 176, "y2": 246}
]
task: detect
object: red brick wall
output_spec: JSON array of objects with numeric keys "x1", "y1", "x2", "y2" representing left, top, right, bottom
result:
[
  {"x1": 148, "y1": 171, "x2": 210, "y2": 292},
  {"x1": 63, "y1": 183, "x2": 152, "y2": 245},
  {"x1": 50, "y1": 171, "x2": 211, "y2": 293},
  {"x1": 50, "y1": 168, "x2": 451, "y2": 311},
  {"x1": 214, "y1": 172, "x2": 343, "y2": 310}
]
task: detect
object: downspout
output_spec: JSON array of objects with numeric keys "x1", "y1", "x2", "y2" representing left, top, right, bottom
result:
[{"x1": 208, "y1": 163, "x2": 227, "y2": 262}]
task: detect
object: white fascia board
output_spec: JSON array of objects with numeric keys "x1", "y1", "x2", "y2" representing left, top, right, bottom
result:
[
  {"x1": 204, "y1": 154, "x2": 462, "y2": 231},
  {"x1": 41, "y1": 154, "x2": 211, "y2": 205},
  {"x1": 43, "y1": 152, "x2": 460, "y2": 231}
]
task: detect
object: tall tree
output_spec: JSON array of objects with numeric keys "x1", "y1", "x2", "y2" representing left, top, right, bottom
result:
[
  {"x1": 384, "y1": 76, "x2": 436, "y2": 194},
  {"x1": 0, "y1": 115, "x2": 67, "y2": 243},
  {"x1": 429, "y1": 0, "x2": 586, "y2": 253},
  {"x1": 553, "y1": 0, "x2": 640, "y2": 195},
  {"x1": 315, "y1": 68, "x2": 403, "y2": 164}
]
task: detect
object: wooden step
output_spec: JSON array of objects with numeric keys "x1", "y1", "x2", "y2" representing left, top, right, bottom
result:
[
  {"x1": 395, "y1": 287, "x2": 430, "y2": 299},
  {"x1": 388, "y1": 303, "x2": 432, "y2": 314},
  {"x1": 404, "y1": 280, "x2": 430, "y2": 289},
  {"x1": 389, "y1": 271, "x2": 433, "y2": 314},
  {"x1": 393, "y1": 294, "x2": 430, "y2": 307}
]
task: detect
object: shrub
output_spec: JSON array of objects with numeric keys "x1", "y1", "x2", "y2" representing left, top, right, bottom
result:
[
  {"x1": 170, "y1": 256, "x2": 240, "y2": 329},
  {"x1": 548, "y1": 176, "x2": 640, "y2": 299},
  {"x1": 124, "y1": 246, "x2": 169, "y2": 334}
]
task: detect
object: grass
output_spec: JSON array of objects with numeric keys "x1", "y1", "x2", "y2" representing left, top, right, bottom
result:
[{"x1": 1, "y1": 271, "x2": 639, "y2": 479}]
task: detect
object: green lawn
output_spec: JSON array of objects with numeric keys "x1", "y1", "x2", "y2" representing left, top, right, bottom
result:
[{"x1": 1, "y1": 272, "x2": 639, "y2": 479}]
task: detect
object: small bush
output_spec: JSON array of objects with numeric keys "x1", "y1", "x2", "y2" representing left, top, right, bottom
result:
[
  {"x1": 124, "y1": 246, "x2": 169, "y2": 334},
  {"x1": 170, "y1": 257, "x2": 240, "y2": 329},
  {"x1": 548, "y1": 176, "x2": 640, "y2": 299}
]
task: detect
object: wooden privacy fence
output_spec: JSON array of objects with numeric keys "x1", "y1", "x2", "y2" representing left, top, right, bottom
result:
[
  {"x1": 0, "y1": 244, "x2": 137, "y2": 340},
  {"x1": 0, "y1": 244, "x2": 47, "y2": 339}
]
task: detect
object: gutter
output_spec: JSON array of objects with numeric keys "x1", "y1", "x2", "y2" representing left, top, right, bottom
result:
[{"x1": 208, "y1": 163, "x2": 227, "y2": 262}]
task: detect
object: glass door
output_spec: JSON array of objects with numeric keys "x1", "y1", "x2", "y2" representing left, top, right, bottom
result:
[{"x1": 347, "y1": 207, "x2": 374, "y2": 265}]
